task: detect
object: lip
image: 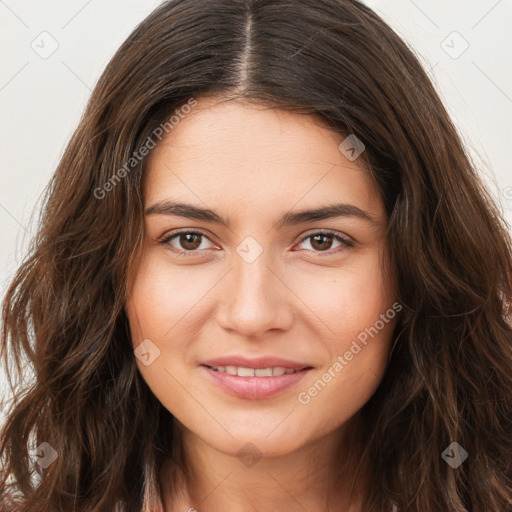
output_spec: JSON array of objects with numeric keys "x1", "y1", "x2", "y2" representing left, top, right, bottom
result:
[{"x1": 200, "y1": 355, "x2": 313, "y2": 400}]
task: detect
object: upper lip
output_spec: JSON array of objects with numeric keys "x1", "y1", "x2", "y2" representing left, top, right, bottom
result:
[{"x1": 202, "y1": 356, "x2": 312, "y2": 370}]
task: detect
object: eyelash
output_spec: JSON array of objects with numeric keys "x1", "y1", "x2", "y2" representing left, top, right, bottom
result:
[{"x1": 158, "y1": 229, "x2": 354, "y2": 257}]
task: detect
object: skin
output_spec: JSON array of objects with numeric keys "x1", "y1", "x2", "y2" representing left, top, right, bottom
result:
[{"x1": 125, "y1": 96, "x2": 399, "y2": 512}]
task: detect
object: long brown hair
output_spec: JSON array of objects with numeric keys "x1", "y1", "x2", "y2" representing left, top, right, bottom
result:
[{"x1": 1, "y1": 1, "x2": 511, "y2": 510}]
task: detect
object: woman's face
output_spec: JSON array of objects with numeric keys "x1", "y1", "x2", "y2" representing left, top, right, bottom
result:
[{"x1": 126, "y1": 96, "x2": 398, "y2": 457}]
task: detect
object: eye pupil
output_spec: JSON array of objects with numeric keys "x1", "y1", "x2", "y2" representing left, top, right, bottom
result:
[{"x1": 311, "y1": 234, "x2": 333, "y2": 251}]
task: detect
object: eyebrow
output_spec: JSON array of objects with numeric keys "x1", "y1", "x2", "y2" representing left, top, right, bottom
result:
[{"x1": 144, "y1": 200, "x2": 379, "y2": 229}]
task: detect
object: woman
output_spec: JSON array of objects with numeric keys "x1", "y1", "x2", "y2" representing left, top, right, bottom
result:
[{"x1": 1, "y1": 1, "x2": 511, "y2": 511}]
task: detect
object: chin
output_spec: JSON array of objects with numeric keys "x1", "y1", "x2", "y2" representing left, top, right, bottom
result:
[{"x1": 197, "y1": 422, "x2": 312, "y2": 460}]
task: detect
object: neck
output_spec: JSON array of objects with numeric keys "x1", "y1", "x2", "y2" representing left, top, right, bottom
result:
[{"x1": 161, "y1": 414, "x2": 368, "y2": 512}]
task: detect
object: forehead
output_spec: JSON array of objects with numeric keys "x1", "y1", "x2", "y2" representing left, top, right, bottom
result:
[{"x1": 143, "y1": 97, "x2": 385, "y2": 223}]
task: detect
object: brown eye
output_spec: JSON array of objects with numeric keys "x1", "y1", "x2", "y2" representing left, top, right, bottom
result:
[
  {"x1": 297, "y1": 231, "x2": 354, "y2": 255},
  {"x1": 159, "y1": 230, "x2": 216, "y2": 255},
  {"x1": 178, "y1": 233, "x2": 202, "y2": 251},
  {"x1": 310, "y1": 233, "x2": 335, "y2": 251}
]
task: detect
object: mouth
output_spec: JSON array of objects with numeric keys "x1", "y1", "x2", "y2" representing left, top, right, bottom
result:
[{"x1": 201, "y1": 363, "x2": 313, "y2": 400}]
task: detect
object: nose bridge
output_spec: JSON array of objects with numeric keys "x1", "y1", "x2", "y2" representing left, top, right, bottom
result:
[
  {"x1": 234, "y1": 252, "x2": 272, "y2": 303},
  {"x1": 233, "y1": 234, "x2": 273, "y2": 294},
  {"x1": 217, "y1": 239, "x2": 291, "y2": 336}
]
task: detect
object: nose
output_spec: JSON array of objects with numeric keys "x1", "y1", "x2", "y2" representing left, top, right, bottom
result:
[{"x1": 216, "y1": 251, "x2": 294, "y2": 340}]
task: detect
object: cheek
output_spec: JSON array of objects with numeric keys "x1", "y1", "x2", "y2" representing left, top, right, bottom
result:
[
  {"x1": 292, "y1": 251, "x2": 395, "y2": 423},
  {"x1": 295, "y1": 313, "x2": 395, "y2": 440},
  {"x1": 294, "y1": 248, "x2": 393, "y2": 344},
  {"x1": 125, "y1": 250, "x2": 227, "y2": 416},
  {"x1": 126, "y1": 250, "x2": 215, "y2": 346}
]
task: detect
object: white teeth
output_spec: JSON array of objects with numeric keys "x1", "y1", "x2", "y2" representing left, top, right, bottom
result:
[
  {"x1": 209, "y1": 365, "x2": 304, "y2": 377},
  {"x1": 255, "y1": 368, "x2": 273, "y2": 376},
  {"x1": 237, "y1": 367, "x2": 255, "y2": 377}
]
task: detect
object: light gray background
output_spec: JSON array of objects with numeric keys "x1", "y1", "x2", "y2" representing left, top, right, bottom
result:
[{"x1": 1, "y1": 0, "x2": 512, "y2": 425}]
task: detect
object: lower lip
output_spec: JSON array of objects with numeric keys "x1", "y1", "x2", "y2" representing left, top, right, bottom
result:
[{"x1": 201, "y1": 366, "x2": 312, "y2": 400}]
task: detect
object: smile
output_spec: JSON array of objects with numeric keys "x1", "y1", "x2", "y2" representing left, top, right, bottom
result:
[{"x1": 202, "y1": 365, "x2": 312, "y2": 400}]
